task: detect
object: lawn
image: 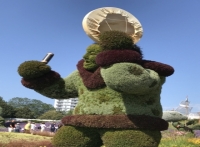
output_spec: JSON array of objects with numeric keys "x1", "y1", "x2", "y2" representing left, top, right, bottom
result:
[
  {"x1": 0, "y1": 131, "x2": 53, "y2": 147},
  {"x1": 0, "y1": 132, "x2": 52, "y2": 143}
]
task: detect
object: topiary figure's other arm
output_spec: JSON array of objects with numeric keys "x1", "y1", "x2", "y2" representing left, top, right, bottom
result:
[{"x1": 18, "y1": 61, "x2": 79, "y2": 99}]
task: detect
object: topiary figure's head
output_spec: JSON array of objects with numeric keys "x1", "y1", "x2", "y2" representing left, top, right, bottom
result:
[
  {"x1": 99, "y1": 30, "x2": 133, "y2": 50},
  {"x1": 83, "y1": 44, "x2": 103, "y2": 71}
]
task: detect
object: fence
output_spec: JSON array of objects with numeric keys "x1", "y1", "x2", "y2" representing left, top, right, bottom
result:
[{"x1": 4, "y1": 118, "x2": 60, "y2": 122}]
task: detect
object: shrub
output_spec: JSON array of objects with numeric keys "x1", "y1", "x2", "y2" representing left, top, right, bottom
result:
[
  {"x1": 99, "y1": 30, "x2": 133, "y2": 50},
  {"x1": 101, "y1": 129, "x2": 161, "y2": 147},
  {"x1": 18, "y1": 60, "x2": 51, "y2": 79},
  {"x1": 52, "y1": 126, "x2": 103, "y2": 147},
  {"x1": 186, "y1": 119, "x2": 199, "y2": 126},
  {"x1": 0, "y1": 116, "x2": 4, "y2": 126},
  {"x1": 162, "y1": 111, "x2": 187, "y2": 122},
  {"x1": 38, "y1": 110, "x2": 65, "y2": 120}
]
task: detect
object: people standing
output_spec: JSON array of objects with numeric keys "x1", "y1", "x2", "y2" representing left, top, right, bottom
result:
[
  {"x1": 49, "y1": 122, "x2": 56, "y2": 134},
  {"x1": 30, "y1": 122, "x2": 36, "y2": 134},
  {"x1": 40, "y1": 122, "x2": 46, "y2": 132},
  {"x1": 9, "y1": 120, "x2": 16, "y2": 132},
  {"x1": 4, "y1": 120, "x2": 11, "y2": 132},
  {"x1": 15, "y1": 123, "x2": 21, "y2": 133},
  {"x1": 24, "y1": 121, "x2": 31, "y2": 133}
]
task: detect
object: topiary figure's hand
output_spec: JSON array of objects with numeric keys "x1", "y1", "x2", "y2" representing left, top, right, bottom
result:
[
  {"x1": 18, "y1": 60, "x2": 61, "y2": 90},
  {"x1": 18, "y1": 60, "x2": 51, "y2": 79}
]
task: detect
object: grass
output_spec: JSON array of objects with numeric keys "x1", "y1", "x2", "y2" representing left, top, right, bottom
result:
[
  {"x1": 0, "y1": 132, "x2": 51, "y2": 143},
  {"x1": 0, "y1": 132, "x2": 53, "y2": 147},
  {"x1": 159, "y1": 137, "x2": 198, "y2": 147},
  {"x1": 159, "y1": 128, "x2": 199, "y2": 147}
]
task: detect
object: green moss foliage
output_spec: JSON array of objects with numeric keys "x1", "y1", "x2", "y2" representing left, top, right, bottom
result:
[
  {"x1": 35, "y1": 71, "x2": 80, "y2": 99},
  {"x1": 83, "y1": 44, "x2": 103, "y2": 71},
  {"x1": 18, "y1": 60, "x2": 51, "y2": 79},
  {"x1": 99, "y1": 30, "x2": 133, "y2": 50},
  {"x1": 101, "y1": 129, "x2": 161, "y2": 147},
  {"x1": 190, "y1": 124, "x2": 200, "y2": 130},
  {"x1": 162, "y1": 111, "x2": 188, "y2": 122},
  {"x1": 61, "y1": 115, "x2": 168, "y2": 130},
  {"x1": 30, "y1": 67, "x2": 163, "y2": 117},
  {"x1": 52, "y1": 126, "x2": 103, "y2": 147},
  {"x1": 21, "y1": 71, "x2": 61, "y2": 90},
  {"x1": 74, "y1": 82, "x2": 163, "y2": 117},
  {"x1": 52, "y1": 126, "x2": 161, "y2": 147},
  {"x1": 100, "y1": 62, "x2": 161, "y2": 95}
]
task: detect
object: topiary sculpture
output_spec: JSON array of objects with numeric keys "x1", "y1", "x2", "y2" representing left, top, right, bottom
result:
[
  {"x1": 163, "y1": 111, "x2": 200, "y2": 133},
  {"x1": 17, "y1": 7, "x2": 174, "y2": 147},
  {"x1": 172, "y1": 119, "x2": 200, "y2": 133}
]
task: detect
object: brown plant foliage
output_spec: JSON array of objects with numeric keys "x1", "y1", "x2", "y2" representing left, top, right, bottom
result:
[
  {"x1": 96, "y1": 50, "x2": 142, "y2": 67},
  {"x1": 62, "y1": 115, "x2": 168, "y2": 131},
  {"x1": 141, "y1": 60, "x2": 174, "y2": 77},
  {"x1": 21, "y1": 71, "x2": 61, "y2": 90},
  {"x1": 77, "y1": 59, "x2": 106, "y2": 89}
]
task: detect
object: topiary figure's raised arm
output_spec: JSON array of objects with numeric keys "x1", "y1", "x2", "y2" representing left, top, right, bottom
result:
[{"x1": 18, "y1": 61, "x2": 79, "y2": 99}]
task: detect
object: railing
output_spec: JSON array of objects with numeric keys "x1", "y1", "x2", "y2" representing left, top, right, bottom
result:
[{"x1": 4, "y1": 118, "x2": 61, "y2": 122}]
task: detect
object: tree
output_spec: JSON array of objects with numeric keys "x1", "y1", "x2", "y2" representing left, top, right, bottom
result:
[
  {"x1": 0, "y1": 107, "x2": 2, "y2": 115},
  {"x1": 7, "y1": 97, "x2": 31, "y2": 108},
  {"x1": 15, "y1": 107, "x2": 35, "y2": 118},
  {"x1": 0, "y1": 97, "x2": 16, "y2": 118},
  {"x1": 0, "y1": 106, "x2": 4, "y2": 126},
  {"x1": 8, "y1": 97, "x2": 55, "y2": 118},
  {"x1": 66, "y1": 110, "x2": 73, "y2": 115},
  {"x1": 38, "y1": 110, "x2": 65, "y2": 120},
  {"x1": 29, "y1": 99, "x2": 55, "y2": 118}
]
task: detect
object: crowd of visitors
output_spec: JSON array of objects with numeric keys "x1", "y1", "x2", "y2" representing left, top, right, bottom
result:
[{"x1": 4, "y1": 120, "x2": 63, "y2": 134}]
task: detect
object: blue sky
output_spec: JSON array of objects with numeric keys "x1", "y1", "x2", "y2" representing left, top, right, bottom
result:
[{"x1": 0, "y1": 0, "x2": 200, "y2": 112}]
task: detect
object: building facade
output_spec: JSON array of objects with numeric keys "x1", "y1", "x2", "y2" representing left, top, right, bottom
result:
[{"x1": 54, "y1": 98, "x2": 78, "y2": 111}]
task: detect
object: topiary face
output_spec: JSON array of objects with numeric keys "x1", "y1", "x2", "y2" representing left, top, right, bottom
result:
[
  {"x1": 83, "y1": 44, "x2": 103, "y2": 71},
  {"x1": 99, "y1": 30, "x2": 133, "y2": 50}
]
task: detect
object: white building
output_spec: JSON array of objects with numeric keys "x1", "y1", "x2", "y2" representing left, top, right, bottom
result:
[{"x1": 54, "y1": 98, "x2": 78, "y2": 112}]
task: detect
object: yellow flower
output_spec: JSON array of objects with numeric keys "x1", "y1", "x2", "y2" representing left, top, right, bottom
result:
[{"x1": 188, "y1": 138, "x2": 200, "y2": 145}]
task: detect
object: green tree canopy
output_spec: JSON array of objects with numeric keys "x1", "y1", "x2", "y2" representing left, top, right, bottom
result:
[
  {"x1": 15, "y1": 107, "x2": 35, "y2": 118},
  {"x1": 38, "y1": 110, "x2": 65, "y2": 120},
  {"x1": 0, "y1": 107, "x2": 2, "y2": 116},
  {"x1": 8, "y1": 97, "x2": 55, "y2": 118},
  {"x1": 0, "y1": 97, "x2": 16, "y2": 118}
]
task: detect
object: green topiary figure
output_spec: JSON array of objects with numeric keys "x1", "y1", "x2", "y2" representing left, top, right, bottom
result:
[
  {"x1": 163, "y1": 111, "x2": 199, "y2": 133},
  {"x1": 17, "y1": 7, "x2": 175, "y2": 147}
]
